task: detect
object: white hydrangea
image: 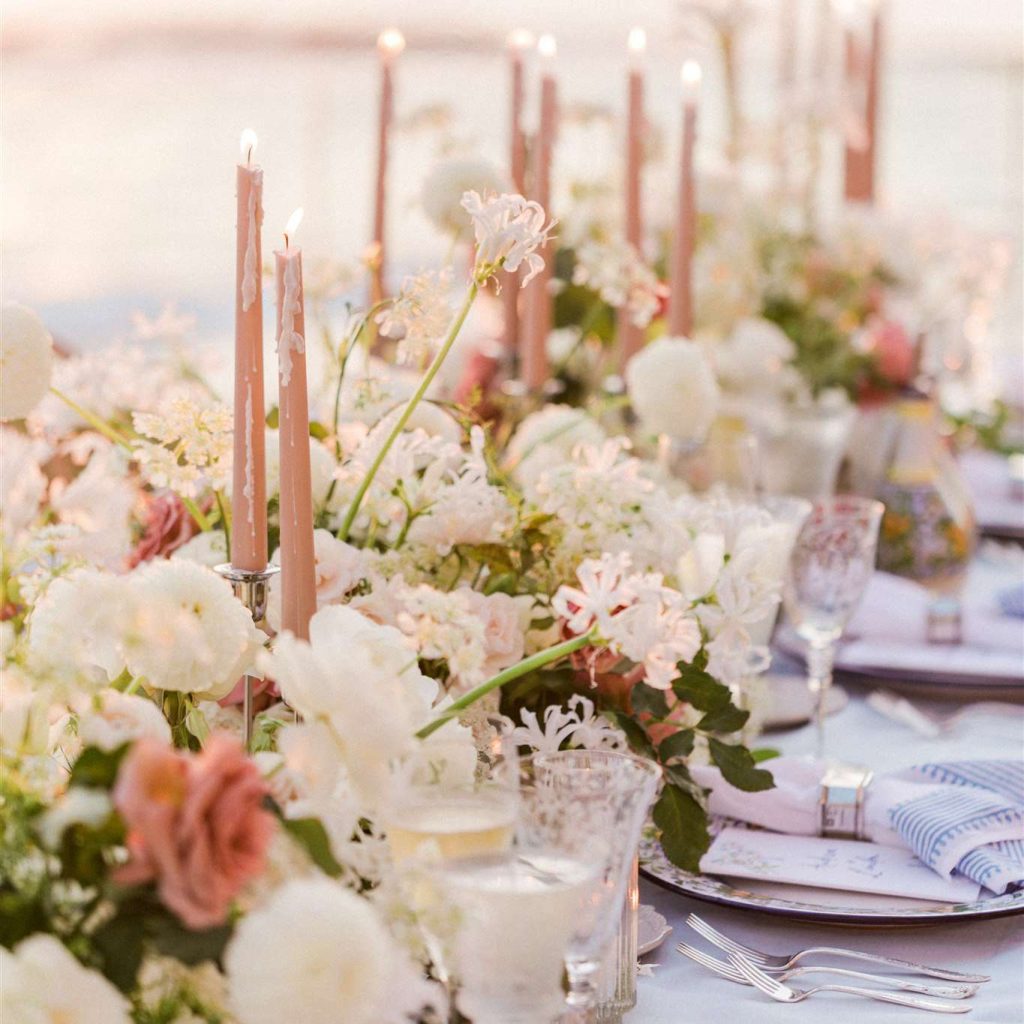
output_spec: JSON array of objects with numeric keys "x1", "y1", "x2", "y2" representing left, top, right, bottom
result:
[
  {"x1": 0, "y1": 302, "x2": 54, "y2": 421},
  {"x1": 626, "y1": 336, "x2": 720, "y2": 443},
  {"x1": 1, "y1": 934, "x2": 132, "y2": 1024}
]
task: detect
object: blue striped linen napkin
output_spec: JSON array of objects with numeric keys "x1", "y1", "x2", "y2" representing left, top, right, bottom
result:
[
  {"x1": 889, "y1": 761, "x2": 1024, "y2": 894},
  {"x1": 693, "y1": 757, "x2": 1024, "y2": 895}
]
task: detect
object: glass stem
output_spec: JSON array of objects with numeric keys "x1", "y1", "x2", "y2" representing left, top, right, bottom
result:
[
  {"x1": 564, "y1": 958, "x2": 600, "y2": 1023},
  {"x1": 807, "y1": 640, "x2": 836, "y2": 759}
]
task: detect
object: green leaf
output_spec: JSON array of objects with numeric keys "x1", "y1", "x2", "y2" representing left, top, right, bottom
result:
[
  {"x1": 652, "y1": 784, "x2": 711, "y2": 873},
  {"x1": 602, "y1": 710, "x2": 655, "y2": 760},
  {"x1": 751, "y1": 747, "x2": 781, "y2": 763},
  {"x1": 92, "y1": 908, "x2": 147, "y2": 992},
  {"x1": 281, "y1": 817, "x2": 343, "y2": 878},
  {"x1": 68, "y1": 745, "x2": 129, "y2": 790},
  {"x1": 308, "y1": 421, "x2": 329, "y2": 441},
  {"x1": 663, "y1": 762, "x2": 707, "y2": 803},
  {"x1": 657, "y1": 729, "x2": 695, "y2": 763},
  {"x1": 630, "y1": 684, "x2": 670, "y2": 720},
  {"x1": 671, "y1": 665, "x2": 733, "y2": 712},
  {"x1": 708, "y1": 738, "x2": 775, "y2": 792},
  {"x1": 149, "y1": 913, "x2": 232, "y2": 966},
  {"x1": 696, "y1": 705, "x2": 750, "y2": 735}
]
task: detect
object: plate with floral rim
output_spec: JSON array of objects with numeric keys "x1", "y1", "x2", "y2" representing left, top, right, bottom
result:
[{"x1": 638, "y1": 837, "x2": 1024, "y2": 927}]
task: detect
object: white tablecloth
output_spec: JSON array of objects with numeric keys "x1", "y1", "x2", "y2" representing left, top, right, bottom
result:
[{"x1": 635, "y1": 683, "x2": 1024, "y2": 1023}]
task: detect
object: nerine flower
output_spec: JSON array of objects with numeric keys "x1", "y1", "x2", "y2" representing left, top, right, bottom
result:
[
  {"x1": 461, "y1": 190, "x2": 554, "y2": 285},
  {"x1": 375, "y1": 269, "x2": 453, "y2": 367},
  {"x1": 572, "y1": 238, "x2": 667, "y2": 328}
]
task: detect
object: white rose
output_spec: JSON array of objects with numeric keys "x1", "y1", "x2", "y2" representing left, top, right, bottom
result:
[
  {"x1": 172, "y1": 529, "x2": 229, "y2": 567},
  {"x1": 225, "y1": 878, "x2": 416, "y2": 1024},
  {"x1": 76, "y1": 688, "x2": 172, "y2": 751},
  {"x1": 1, "y1": 302, "x2": 55, "y2": 421},
  {"x1": 465, "y1": 590, "x2": 530, "y2": 677},
  {"x1": 626, "y1": 336, "x2": 720, "y2": 443},
  {"x1": 1, "y1": 934, "x2": 132, "y2": 1023},
  {"x1": 0, "y1": 669, "x2": 51, "y2": 756},
  {"x1": 676, "y1": 532, "x2": 726, "y2": 601}
]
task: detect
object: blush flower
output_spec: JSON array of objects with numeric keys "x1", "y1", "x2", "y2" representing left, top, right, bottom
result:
[
  {"x1": 128, "y1": 491, "x2": 201, "y2": 568},
  {"x1": 0, "y1": 302, "x2": 54, "y2": 422},
  {"x1": 113, "y1": 735, "x2": 274, "y2": 929}
]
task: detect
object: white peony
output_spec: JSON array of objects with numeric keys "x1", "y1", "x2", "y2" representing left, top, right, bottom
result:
[
  {"x1": 626, "y1": 336, "x2": 720, "y2": 443},
  {"x1": 259, "y1": 605, "x2": 435, "y2": 808},
  {"x1": 124, "y1": 560, "x2": 264, "y2": 699},
  {"x1": 422, "y1": 156, "x2": 509, "y2": 239},
  {"x1": 76, "y1": 688, "x2": 172, "y2": 751},
  {"x1": 1, "y1": 934, "x2": 132, "y2": 1023},
  {"x1": 225, "y1": 878, "x2": 420, "y2": 1024},
  {"x1": 1, "y1": 302, "x2": 55, "y2": 421}
]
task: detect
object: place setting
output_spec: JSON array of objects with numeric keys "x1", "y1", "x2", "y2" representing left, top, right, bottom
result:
[{"x1": 2, "y1": 1, "x2": 1022, "y2": 1022}]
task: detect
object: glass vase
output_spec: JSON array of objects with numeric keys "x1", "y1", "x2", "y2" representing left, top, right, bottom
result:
[{"x1": 593, "y1": 857, "x2": 639, "y2": 1024}]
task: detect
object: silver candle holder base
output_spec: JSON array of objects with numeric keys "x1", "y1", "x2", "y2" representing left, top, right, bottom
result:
[{"x1": 215, "y1": 562, "x2": 280, "y2": 751}]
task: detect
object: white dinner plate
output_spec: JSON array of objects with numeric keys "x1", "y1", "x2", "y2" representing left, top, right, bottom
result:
[
  {"x1": 640, "y1": 837, "x2": 1024, "y2": 926},
  {"x1": 637, "y1": 905, "x2": 672, "y2": 955}
]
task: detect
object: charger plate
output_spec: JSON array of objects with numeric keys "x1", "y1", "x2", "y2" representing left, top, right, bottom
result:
[{"x1": 639, "y1": 837, "x2": 1024, "y2": 927}]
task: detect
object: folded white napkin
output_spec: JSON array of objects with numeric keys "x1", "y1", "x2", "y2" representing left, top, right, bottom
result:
[
  {"x1": 691, "y1": 758, "x2": 1024, "y2": 894},
  {"x1": 959, "y1": 450, "x2": 1024, "y2": 533}
]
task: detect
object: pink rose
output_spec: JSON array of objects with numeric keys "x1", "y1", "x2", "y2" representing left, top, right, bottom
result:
[
  {"x1": 113, "y1": 735, "x2": 274, "y2": 929},
  {"x1": 868, "y1": 318, "x2": 915, "y2": 386},
  {"x1": 467, "y1": 591, "x2": 526, "y2": 677},
  {"x1": 128, "y1": 491, "x2": 200, "y2": 568}
]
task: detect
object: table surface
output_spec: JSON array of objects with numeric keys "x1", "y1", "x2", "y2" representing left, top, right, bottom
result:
[{"x1": 635, "y1": 679, "x2": 1024, "y2": 1024}]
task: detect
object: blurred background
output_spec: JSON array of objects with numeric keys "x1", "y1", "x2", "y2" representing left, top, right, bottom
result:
[{"x1": 2, "y1": 0, "x2": 1021, "y2": 395}]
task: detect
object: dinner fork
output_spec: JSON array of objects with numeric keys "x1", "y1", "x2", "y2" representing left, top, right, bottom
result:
[
  {"x1": 677, "y1": 943, "x2": 979, "y2": 1000},
  {"x1": 686, "y1": 914, "x2": 991, "y2": 983},
  {"x1": 728, "y1": 952, "x2": 971, "y2": 1014}
]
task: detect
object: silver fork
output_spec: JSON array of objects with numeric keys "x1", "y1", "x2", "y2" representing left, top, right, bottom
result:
[
  {"x1": 728, "y1": 952, "x2": 971, "y2": 1014},
  {"x1": 677, "y1": 943, "x2": 979, "y2": 1000},
  {"x1": 686, "y1": 914, "x2": 991, "y2": 983}
]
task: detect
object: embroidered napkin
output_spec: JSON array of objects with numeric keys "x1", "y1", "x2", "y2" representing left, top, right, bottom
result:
[{"x1": 691, "y1": 758, "x2": 1024, "y2": 894}]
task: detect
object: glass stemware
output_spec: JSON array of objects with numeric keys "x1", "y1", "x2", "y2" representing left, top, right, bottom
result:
[
  {"x1": 784, "y1": 495, "x2": 884, "y2": 756},
  {"x1": 531, "y1": 749, "x2": 662, "y2": 1022}
]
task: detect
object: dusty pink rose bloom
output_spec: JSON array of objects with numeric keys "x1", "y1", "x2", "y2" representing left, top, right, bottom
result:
[
  {"x1": 128, "y1": 491, "x2": 200, "y2": 569},
  {"x1": 113, "y1": 735, "x2": 274, "y2": 929},
  {"x1": 467, "y1": 591, "x2": 526, "y2": 677}
]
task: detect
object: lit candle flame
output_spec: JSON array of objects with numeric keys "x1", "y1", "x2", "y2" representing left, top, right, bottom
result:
[
  {"x1": 377, "y1": 28, "x2": 406, "y2": 56},
  {"x1": 284, "y1": 207, "x2": 304, "y2": 248},
  {"x1": 239, "y1": 128, "x2": 258, "y2": 165},
  {"x1": 537, "y1": 33, "x2": 557, "y2": 60},
  {"x1": 628, "y1": 27, "x2": 647, "y2": 54},
  {"x1": 681, "y1": 59, "x2": 703, "y2": 98},
  {"x1": 507, "y1": 28, "x2": 535, "y2": 51}
]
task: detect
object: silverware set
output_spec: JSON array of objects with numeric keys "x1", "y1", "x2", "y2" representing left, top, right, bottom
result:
[{"x1": 678, "y1": 913, "x2": 991, "y2": 1014}]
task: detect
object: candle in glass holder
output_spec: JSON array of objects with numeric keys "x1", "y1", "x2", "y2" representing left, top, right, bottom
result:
[
  {"x1": 668, "y1": 61, "x2": 701, "y2": 338},
  {"x1": 502, "y1": 28, "x2": 534, "y2": 353},
  {"x1": 275, "y1": 208, "x2": 317, "y2": 640},
  {"x1": 619, "y1": 27, "x2": 647, "y2": 367},
  {"x1": 232, "y1": 129, "x2": 268, "y2": 571},
  {"x1": 371, "y1": 27, "x2": 405, "y2": 303},
  {"x1": 522, "y1": 33, "x2": 558, "y2": 388}
]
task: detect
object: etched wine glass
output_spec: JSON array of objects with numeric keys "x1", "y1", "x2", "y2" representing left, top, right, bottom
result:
[{"x1": 784, "y1": 495, "x2": 884, "y2": 756}]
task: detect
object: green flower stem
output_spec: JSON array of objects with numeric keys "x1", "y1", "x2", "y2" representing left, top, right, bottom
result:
[
  {"x1": 180, "y1": 495, "x2": 213, "y2": 532},
  {"x1": 416, "y1": 628, "x2": 595, "y2": 740},
  {"x1": 338, "y1": 279, "x2": 480, "y2": 542},
  {"x1": 49, "y1": 386, "x2": 131, "y2": 450}
]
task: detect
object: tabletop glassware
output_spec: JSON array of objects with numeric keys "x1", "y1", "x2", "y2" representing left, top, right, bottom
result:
[
  {"x1": 531, "y1": 749, "x2": 662, "y2": 1022},
  {"x1": 784, "y1": 495, "x2": 884, "y2": 755}
]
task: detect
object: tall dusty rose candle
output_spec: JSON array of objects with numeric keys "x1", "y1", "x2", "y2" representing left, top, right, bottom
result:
[
  {"x1": 843, "y1": 7, "x2": 881, "y2": 204},
  {"x1": 502, "y1": 29, "x2": 533, "y2": 353},
  {"x1": 668, "y1": 61, "x2": 701, "y2": 338},
  {"x1": 275, "y1": 208, "x2": 317, "y2": 641},
  {"x1": 522, "y1": 33, "x2": 558, "y2": 388},
  {"x1": 776, "y1": 0, "x2": 798, "y2": 195},
  {"x1": 371, "y1": 28, "x2": 405, "y2": 304},
  {"x1": 619, "y1": 27, "x2": 647, "y2": 367},
  {"x1": 232, "y1": 129, "x2": 268, "y2": 571}
]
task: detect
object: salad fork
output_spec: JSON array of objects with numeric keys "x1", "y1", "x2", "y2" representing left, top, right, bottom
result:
[
  {"x1": 677, "y1": 943, "x2": 979, "y2": 1000},
  {"x1": 686, "y1": 914, "x2": 991, "y2": 983},
  {"x1": 728, "y1": 952, "x2": 971, "y2": 1014}
]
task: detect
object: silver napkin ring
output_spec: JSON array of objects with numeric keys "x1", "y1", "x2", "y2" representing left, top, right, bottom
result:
[{"x1": 819, "y1": 765, "x2": 874, "y2": 840}]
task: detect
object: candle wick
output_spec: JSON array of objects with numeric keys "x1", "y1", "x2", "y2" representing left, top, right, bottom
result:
[
  {"x1": 247, "y1": 145, "x2": 253, "y2": 167},
  {"x1": 283, "y1": 233, "x2": 289, "y2": 251}
]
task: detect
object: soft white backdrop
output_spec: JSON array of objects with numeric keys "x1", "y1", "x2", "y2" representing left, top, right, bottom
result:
[{"x1": 2, "y1": 0, "x2": 1021, "y2": 387}]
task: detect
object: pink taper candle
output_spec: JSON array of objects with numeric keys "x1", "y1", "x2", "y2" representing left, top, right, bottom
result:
[
  {"x1": 843, "y1": 8, "x2": 881, "y2": 204},
  {"x1": 232, "y1": 130, "x2": 268, "y2": 571},
  {"x1": 668, "y1": 61, "x2": 701, "y2": 338},
  {"x1": 371, "y1": 28, "x2": 405, "y2": 304},
  {"x1": 502, "y1": 29, "x2": 533, "y2": 353},
  {"x1": 619, "y1": 27, "x2": 647, "y2": 368},
  {"x1": 275, "y1": 209, "x2": 317, "y2": 641},
  {"x1": 522, "y1": 33, "x2": 558, "y2": 388}
]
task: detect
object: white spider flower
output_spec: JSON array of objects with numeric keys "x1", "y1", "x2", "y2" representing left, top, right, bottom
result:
[
  {"x1": 375, "y1": 269, "x2": 453, "y2": 367},
  {"x1": 502, "y1": 694, "x2": 625, "y2": 754},
  {"x1": 1, "y1": 302, "x2": 54, "y2": 421},
  {"x1": 572, "y1": 239, "x2": 667, "y2": 328},
  {"x1": 461, "y1": 190, "x2": 554, "y2": 285}
]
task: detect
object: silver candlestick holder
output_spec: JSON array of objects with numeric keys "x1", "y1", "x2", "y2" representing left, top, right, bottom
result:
[{"x1": 215, "y1": 563, "x2": 280, "y2": 751}]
